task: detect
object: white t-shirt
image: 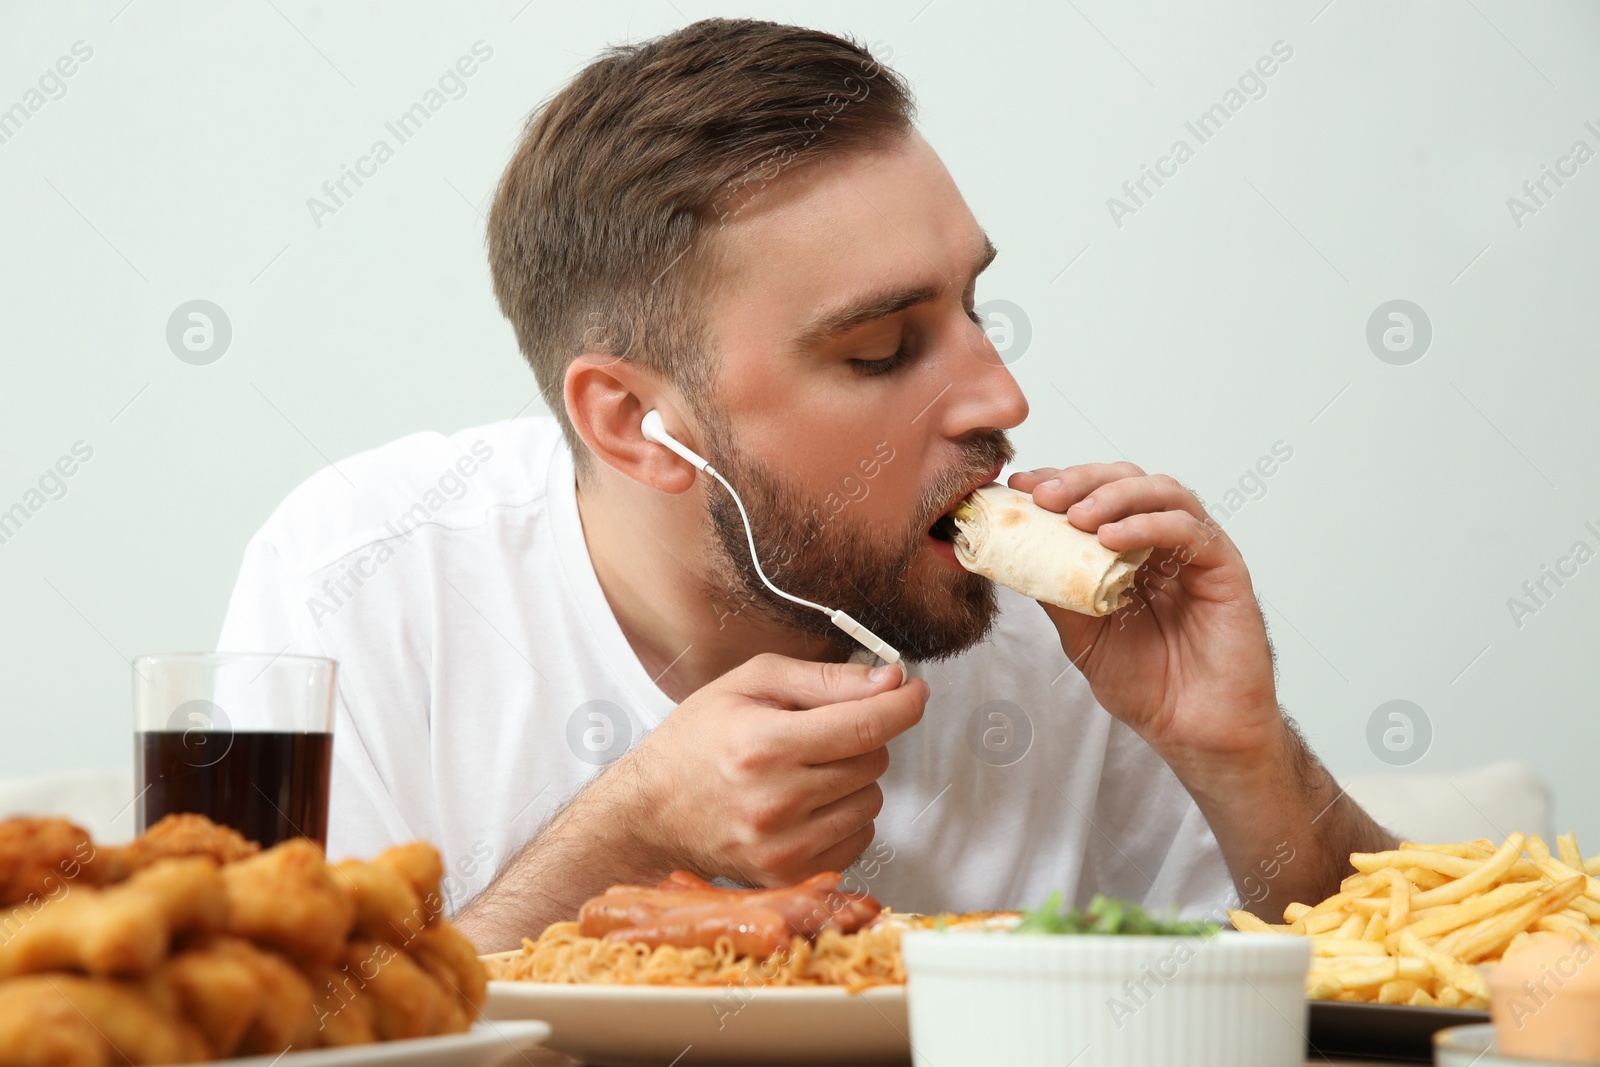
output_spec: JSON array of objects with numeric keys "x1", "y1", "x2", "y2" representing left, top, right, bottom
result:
[{"x1": 217, "y1": 416, "x2": 1235, "y2": 918}]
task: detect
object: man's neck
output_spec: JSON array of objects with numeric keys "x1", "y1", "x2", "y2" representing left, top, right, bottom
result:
[{"x1": 575, "y1": 472, "x2": 842, "y2": 704}]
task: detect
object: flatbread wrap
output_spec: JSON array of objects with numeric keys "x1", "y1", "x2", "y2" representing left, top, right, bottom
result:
[{"x1": 948, "y1": 484, "x2": 1152, "y2": 616}]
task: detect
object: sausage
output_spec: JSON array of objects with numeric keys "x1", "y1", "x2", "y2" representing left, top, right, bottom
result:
[
  {"x1": 656, "y1": 871, "x2": 716, "y2": 891},
  {"x1": 577, "y1": 872, "x2": 883, "y2": 947},
  {"x1": 577, "y1": 887, "x2": 752, "y2": 937},
  {"x1": 601, "y1": 903, "x2": 791, "y2": 959}
]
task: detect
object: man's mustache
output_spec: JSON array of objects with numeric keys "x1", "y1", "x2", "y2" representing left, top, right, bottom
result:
[{"x1": 915, "y1": 430, "x2": 1016, "y2": 530}]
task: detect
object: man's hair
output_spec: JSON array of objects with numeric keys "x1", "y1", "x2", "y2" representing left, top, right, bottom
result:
[{"x1": 487, "y1": 18, "x2": 915, "y2": 479}]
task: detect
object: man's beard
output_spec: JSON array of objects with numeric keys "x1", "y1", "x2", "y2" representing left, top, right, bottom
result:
[{"x1": 697, "y1": 424, "x2": 1016, "y2": 663}]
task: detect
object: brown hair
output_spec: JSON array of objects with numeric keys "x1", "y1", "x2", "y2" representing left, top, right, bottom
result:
[{"x1": 487, "y1": 18, "x2": 915, "y2": 479}]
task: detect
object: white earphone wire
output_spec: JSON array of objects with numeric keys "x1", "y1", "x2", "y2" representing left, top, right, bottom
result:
[
  {"x1": 703, "y1": 464, "x2": 833, "y2": 617},
  {"x1": 641, "y1": 410, "x2": 904, "y2": 677}
]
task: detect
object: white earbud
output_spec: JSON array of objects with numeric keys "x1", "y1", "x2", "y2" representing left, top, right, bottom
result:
[
  {"x1": 641, "y1": 410, "x2": 711, "y2": 474},
  {"x1": 639, "y1": 409, "x2": 906, "y2": 685}
]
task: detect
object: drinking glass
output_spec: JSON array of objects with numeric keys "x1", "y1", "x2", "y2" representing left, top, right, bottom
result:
[{"x1": 133, "y1": 652, "x2": 336, "y2": 848}]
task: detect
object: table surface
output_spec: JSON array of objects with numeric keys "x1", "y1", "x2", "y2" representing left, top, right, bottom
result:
[{"x1": 521, "y1": 1052, "x2": 1393, "y2": 1067}]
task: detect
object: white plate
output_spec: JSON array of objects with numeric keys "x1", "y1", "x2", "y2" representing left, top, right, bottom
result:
[
  {"x1": 1434, "y1": 1023, "x2": 1589, "y2": 1067},
  {"x1": 213, "y1": 1021, "x2": 551, "y2": 1067},
  {"x1": 484, "y1": 981, "x2": 908, "y2": 1066}
]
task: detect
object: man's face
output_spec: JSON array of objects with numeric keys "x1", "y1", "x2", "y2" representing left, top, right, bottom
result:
[{"x1": 692, "y1": 132, "x2": 1030, "y2": 661}]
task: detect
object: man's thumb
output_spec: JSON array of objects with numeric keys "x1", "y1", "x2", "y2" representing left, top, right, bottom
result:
[{"x1": 734, "y1": 653, "x2": 899, "y2": 709}]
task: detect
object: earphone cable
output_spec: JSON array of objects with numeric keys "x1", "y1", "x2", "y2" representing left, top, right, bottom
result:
[{"x1": 703, "y1": 464, "x2": 833, "y2": 618}]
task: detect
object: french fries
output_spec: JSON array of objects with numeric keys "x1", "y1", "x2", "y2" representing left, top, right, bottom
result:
[{"x1": 1229, "y1": 832, "x2": 1600, "y2": 1009}]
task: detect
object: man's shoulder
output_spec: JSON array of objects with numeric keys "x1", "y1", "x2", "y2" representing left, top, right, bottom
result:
[{"x1": 250, "y1": 415, "x2": 567, "y2": 579}]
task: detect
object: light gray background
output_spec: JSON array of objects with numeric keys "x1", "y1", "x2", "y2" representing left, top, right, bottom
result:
[{"x1": 3, "y1": 2, "x2": 1597, "y2": 845}]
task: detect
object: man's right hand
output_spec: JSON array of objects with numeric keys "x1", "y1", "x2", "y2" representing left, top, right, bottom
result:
[
  {"x1": 619, "y1": 653, "x2": 928, "y2": 886},
  {"x1": 455, "y1": 653, "x2": 928, "y2": 950}
]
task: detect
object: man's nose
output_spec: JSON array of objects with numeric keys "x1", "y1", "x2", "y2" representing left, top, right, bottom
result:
[{"x1": 942, "y1": 331, "x2": 1030, "y2": 436}]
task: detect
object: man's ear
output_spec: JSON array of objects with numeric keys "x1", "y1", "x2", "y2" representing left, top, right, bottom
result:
[{"x1": 564, "y1": 353, "x2": 700, "y2": 494}]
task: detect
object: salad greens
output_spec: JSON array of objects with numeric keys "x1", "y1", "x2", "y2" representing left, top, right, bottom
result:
[{"x1": 1011, "y1": 892, "x2": 1221, "y2": 937}]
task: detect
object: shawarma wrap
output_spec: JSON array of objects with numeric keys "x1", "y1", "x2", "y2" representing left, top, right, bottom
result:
[{"x1": 948, "y1": 483, "x2": 1151, "y2": 616}]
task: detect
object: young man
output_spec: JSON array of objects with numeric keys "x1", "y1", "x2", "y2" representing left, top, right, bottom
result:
[{"x1": 219, "y1": 19, "x2": 1393, "y2": 951}]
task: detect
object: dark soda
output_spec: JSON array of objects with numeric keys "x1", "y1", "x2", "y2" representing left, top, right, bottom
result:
[{"x1": 135, "y1": 730, "x2": 332, "y2": 849}]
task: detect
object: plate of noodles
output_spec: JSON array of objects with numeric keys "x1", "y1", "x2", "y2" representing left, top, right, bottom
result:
[{"x1": 480, "y1": 870, "x2": 1017, "y2": 1066}]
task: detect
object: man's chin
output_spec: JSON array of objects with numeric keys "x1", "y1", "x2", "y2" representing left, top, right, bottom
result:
[
  {"x1": 704, "y1": 487, "x2": 999, "y2": 662},
  {"x1": 862, "y1": 554, "x2": 999, "y2": 664},
  {"x1": 732, "y1": 555, "x2": 998, "y2": 665}
]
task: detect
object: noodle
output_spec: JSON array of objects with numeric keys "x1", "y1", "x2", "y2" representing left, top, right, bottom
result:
[{"x1": 486, "y1": 920, "x2": 906, "y2": 992}]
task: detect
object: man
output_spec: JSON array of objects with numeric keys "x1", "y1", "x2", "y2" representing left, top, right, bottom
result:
[{"x1": 219, "y1": 18, "x2": 1394, "y2": 951}]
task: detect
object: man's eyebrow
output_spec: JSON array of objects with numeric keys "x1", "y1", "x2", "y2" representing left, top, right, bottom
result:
[{"x1": 791, "y1": 233, "x2": 999, "y2": 354}]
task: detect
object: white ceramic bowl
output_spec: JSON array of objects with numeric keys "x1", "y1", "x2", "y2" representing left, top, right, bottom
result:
[{"x1": 902, "y1": 929, "x2": 1310, "y2": 1067}]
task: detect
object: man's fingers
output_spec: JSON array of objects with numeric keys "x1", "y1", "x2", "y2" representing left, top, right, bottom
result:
[
  {"x1": 729, "y1": 652, "x2": 901, "y2": 710},
  {"x1": 1021, "y1": 462, "x2": 1147, "y2": 511},
  {"x1": 744, "y1": 786, "x2": 880, "y2": 884},
  {"x1": 1095, "y1": 509, "x2": 1235, "y2": 570},
  {"x1": 1004, "y1": 460, "x2": 1145, "y2": 508},
  {"x1": 805, "y1": 784, "x2": 881, "y2": 863},
  {"x1": 801, "y1": 748, "x2": 890, "y2": 811},
  {"x1": 1065, "y1": 473, "x2": 1211, "y2": 531},
  {"x1": 810, "y1": 823, "x2": 877, "y2": 879},
  {"x1": 1005, "y1": 468, "x2": 1061, "y2": 492},
  {"x1": 789, "y1": 678, "x2": 929, "y2": 765}
]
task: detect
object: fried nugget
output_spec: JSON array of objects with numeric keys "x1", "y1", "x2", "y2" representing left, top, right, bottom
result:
[
  {"x1": 333, "y1": 858, "x2": 428, "y2": 944},
  {"x1": 0, "y1": 978, "x2": 103, "y2": 1067},
  {"x1": 204, "y1": 938, "x2": 321, "y2": 1056},
  {"x1": 371, "y1": 843, "x2": 445, "y2": 922},
  {"x1": 0, "y1": 858, "x2": 226, "y2": 979},
  {"x1": 340, "y1": 939, "x2": 464, "y2": 1040},
  {"x1": 302, "y1": 963, "x2": 377, "y2": 1047},
  {"x1": 0, "y1": 818, "x2": 103, "y2": 909},
  {"x1": 0, "y1": 974, "x2": 210, "y2": 1066},
  {"x1": 101, "y1": 815, "x2": 258, "y2": 882},
  {"x1": 151, "y1": 941, "x2": 263, "y2": 1056},
  {"x1": 222, "y1": 839, "x2": 354, "y2": 965},
  {"x1": 407, "y1": 922, "x2": 487, "y2": 1016}
]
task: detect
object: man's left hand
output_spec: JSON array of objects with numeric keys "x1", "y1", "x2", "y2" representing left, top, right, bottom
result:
[
  {"x1": 1007, "y1": 462, "x2": 1396, "y2": 913},
  {"x1": 1007, "y1": 463, "x2": 1282, "y2": 772}
]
